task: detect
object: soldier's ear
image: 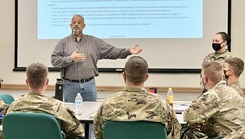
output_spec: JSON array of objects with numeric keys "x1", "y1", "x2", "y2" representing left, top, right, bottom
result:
[
  {"x1": 25, "y1": 79, "x2": 29, "y2": 86},
  {"x1": 228, "y1": 69, "x2": 233, "y2": 75},
  {"x1": 202, "y1": 76, "x2": 208, "y2": 85},
  {"x1": 123, "y1": 72, "x2": 126, "y2": 83},
  {"x1": 223, "y1": 40, "x2": 227, "y2": 46},
  {"x1": 45, "y1": 78, "x2": 49, "y2": 86},
  {"x1": 145, "y1": 73, "x2": 149, "y2": 81}
]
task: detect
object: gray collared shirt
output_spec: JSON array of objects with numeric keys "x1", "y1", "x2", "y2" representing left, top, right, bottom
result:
[{"x1": 51, "y1": 34, "x2": 131, "y2": 80}]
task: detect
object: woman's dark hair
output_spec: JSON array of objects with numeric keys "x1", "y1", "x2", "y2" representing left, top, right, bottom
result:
[{"x1": 216, "y1": 32, "x2": 231, "y2": 45}]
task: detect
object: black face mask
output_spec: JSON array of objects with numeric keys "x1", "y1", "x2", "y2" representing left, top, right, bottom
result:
[
  {"x1": 202, "y1": 77, "x2": 208, "y2": 93},
  {"x1": 224, "y1": 70, "x2": 229, "y2": 80},
  {"x1": 212, "y1": 40, "x2": 225, "y2": 51},
  {"x1": 212, "y1": 43, "x2": 222, "y2": 51}
]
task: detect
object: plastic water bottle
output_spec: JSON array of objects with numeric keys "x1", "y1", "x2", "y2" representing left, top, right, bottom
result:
[
  {"x1": 75, "y1": 93, "x2": 83, "y2": 115},
  {"x1": 167, "y1": 87, "x2": 174, "y2": 106}
]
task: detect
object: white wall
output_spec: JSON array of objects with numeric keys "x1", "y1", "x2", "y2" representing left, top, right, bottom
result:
[
  {"x1": 230, "y1": 0, "x2": 245, "y2": 88},
  {"x1": 0, "y1": 0, "x2": 244, "y2": 91}
]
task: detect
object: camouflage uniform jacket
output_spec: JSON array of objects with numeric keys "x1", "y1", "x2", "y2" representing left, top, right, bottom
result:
[
  {"x1": 223, "y1": 126, "x2": 245, "y2": 139},
  {"x1": 183, "y1": 81, "x2": 245, "y2": 138},
  {"x1": 0, "y1": 99, "x2": 9, "y2": 115},
  {"x1": 0, "y1": 99, "x2": 8, "y2": 139},
  {"x1": 202, "y1": 50, "x2": 234, "y2": 65},
  {"x1": 228, "y1": 81, "x2": 244, "y2": 98},
  {"x1": 93, "y1": 86, "x2": 181, "y2": 139},
  {"x1": 200, "y1": 50, "x2": 234, "y2": 92},
  {"x1": 6, "y1": 93, "x2": 84, "y2": 139}
]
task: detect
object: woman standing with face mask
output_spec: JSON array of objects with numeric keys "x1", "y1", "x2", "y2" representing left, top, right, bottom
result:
[
  {"x1": 200, "y1": 32, "x2": 235, "y2": 93},
  {"x1": 203, "y1": 32, "x2": 234, "y2": 63}
]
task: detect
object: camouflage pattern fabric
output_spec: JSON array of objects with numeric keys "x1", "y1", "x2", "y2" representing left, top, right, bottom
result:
[
  {"x1": 93, "y1": 86, "x2": 181, "y2": 139},
  {"x1": 5, "y1": 93, "x2": 84, "y2": 139},
  {"x1": 0, "y1": 99, "x2": 9, "y2": 115},
  {"x1": 228, "y1": 81, "x2": 244, "y2": 98},
  {"x1": 223, "y1": 127, "x2": 245, "y2": 139},
  {"x1": 0, "y1": 99, "x2": 8, "y2": 139},
  {"x1": 183, "y1": 81, "x2": 245, "y2": 138},
  {"x1": 200, "y1": 50, "x2": 234, "y2": 92},
  {"x1": 202, "y1": 50, "x2": 234, "y2": 64}
]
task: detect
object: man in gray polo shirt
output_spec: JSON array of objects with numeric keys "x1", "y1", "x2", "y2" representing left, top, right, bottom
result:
[{"x1": 51, "y1": 14, "x2": 142, "y2": 102}]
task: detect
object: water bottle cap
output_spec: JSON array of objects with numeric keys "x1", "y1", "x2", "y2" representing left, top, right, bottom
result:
[{"x1": 168, "y1": 87, "x2": 172, "y2": 91}]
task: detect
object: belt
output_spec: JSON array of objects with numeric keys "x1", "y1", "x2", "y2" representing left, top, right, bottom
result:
[{"x1": 63, "y1": 77, "x2": 94, "y2": 83}]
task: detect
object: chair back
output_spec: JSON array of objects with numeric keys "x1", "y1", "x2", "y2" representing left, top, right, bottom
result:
[
  {"x1": 103, "y1": 120, "x2": 168, "y2": 139},
  {"x1": 0, "y1": 94, "x2": 15, "y2": 104},
  {"x1": 3, "y1": 112, "x2": 63, "y2": 139}
]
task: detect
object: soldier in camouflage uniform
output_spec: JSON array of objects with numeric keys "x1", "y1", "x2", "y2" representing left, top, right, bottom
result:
[
  {"x1": 0, "y1": 99, "x2": 9, "y2": 139},
  {"x1": 223, "y1": 127, "x2": 245, "y2": 139},
  {"x1": 200, "y1": 32, "x2": 234, "y2": 93},
  {"x1": 5, "y1": 63, "x2": 84, "y2": 139},
  {"x1": 202, "y1": 32, "x2": 234, "y2": 64},
  {"x1": 183, "y1": 62, "x2": 245, "y2": 139},
  {"x1": 93, "y1": 56, "x2": 181, "y2": 139},
  {"x1": 224, "y1": 57, "x2": 244, "y2": 97},
  {"x1": 0, "y1": 99, "x2": 8, "y2": 115}
]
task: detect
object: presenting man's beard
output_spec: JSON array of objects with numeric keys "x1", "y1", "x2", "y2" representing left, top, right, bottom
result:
[{"x1": 72, "y1": 28, "x2": 80, "y2": 36}]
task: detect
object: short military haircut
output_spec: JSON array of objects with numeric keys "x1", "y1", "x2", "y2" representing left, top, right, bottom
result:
[
  {"x1": 216, "y1": 32, "x2": 231, "y2": 45},
  {"x1": 225, "y1": 57, "x2": 244, "y2": 76},
  {"x1": 202, "y1": 61, "x2": 223, "y2": 84},
  {"x1": 26, "y1": 63, "x2": 48, "y2": 90},
  {"x1": 124, "y1": 56, "x2": 148, "y2": 85}
]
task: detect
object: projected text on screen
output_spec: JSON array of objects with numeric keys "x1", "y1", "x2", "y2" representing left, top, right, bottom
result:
[{"x1": 38, "y1": 0, "x2": 203, "y2": 39}]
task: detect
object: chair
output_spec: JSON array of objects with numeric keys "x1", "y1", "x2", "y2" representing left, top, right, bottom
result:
[
  {"x1": 103, "y1": 121, "x2": 168, "y2": 139},
  {"x1": 0, "y1": 94, "x2": 15, "y2": 104},
  {"x1": 3, "y1": 112, "x2": 63, "y2": 139}
]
